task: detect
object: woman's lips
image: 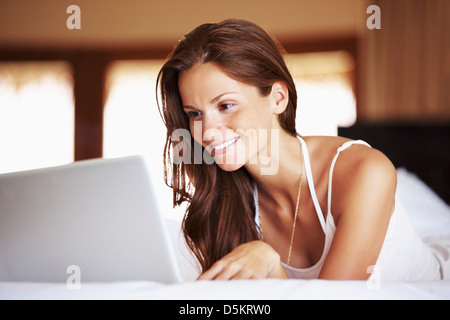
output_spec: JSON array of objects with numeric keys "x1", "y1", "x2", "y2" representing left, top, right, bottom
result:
[{"x1": 210, "y1": 136, "x2": 240, "y2": 155}]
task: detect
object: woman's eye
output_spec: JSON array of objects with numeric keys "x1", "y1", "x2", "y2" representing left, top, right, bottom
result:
[
  {"x1": 187, "y1": 111, "x2": 201, "y2": 119},
  {"x1": 219, "y1": 103, "x2": 234, "y2": 110}
]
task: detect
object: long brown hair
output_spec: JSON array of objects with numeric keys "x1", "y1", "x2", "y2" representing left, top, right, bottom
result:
[{"x1": 157, "y1": 19, "x2": 298, "y2": 272}]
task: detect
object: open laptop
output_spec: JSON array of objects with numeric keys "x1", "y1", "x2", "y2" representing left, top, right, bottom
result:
[{"x1": 0, "y1": 156, "x2": 182, "y2": 284}]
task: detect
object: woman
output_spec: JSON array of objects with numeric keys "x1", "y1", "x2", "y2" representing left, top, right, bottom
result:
[{"x1": 157, "y1": 19, "x2": 447, "y2": 281}]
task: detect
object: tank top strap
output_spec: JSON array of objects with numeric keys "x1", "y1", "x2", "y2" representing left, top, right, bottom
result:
[
  {"x1": 327, "y1": 140, "x2": 371, "y2": 215},
  {"x1": 254, "y1": 136, "x2": 327, "y2": 234},
  {"x1": 297, "y1": 135, "x2": 327, "y2": 232}
]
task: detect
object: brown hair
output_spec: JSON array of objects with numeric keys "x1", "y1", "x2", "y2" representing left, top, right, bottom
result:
[{"x1": 157, "y1": 19, "x2": 297, "y2": 272}]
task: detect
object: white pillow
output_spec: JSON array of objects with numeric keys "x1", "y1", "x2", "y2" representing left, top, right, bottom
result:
[{"x1": 396, "y1": 167, "x2": 450, "y2": 238}]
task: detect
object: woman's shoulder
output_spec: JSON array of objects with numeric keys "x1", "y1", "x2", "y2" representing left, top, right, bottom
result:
[
  {"x1": 302, "y1": 135, "x2": 397, "y2": 211},
  {"x1": 301, "y1": 135, "x2": 395, "y2": 174}
]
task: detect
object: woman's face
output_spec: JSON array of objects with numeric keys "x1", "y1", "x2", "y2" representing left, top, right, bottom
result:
[{"x1": 178, "y1": 62, "x2": 284, "y2": 172}]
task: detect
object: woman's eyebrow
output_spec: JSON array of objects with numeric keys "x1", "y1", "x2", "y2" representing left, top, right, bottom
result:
[
  {"x1": 182, "y1": 92, "x2": 238, "y2": 110},
  {"x1": 183, "y1": 105, "x2": 196, "y2": 110},
  {"x1": 210, "y1": 92, "x2": 237, "y2": 104}
]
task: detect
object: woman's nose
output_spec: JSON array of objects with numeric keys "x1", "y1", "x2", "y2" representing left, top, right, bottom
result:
[{"x1": 198, "y1": 113, "x2": 223, "y2": 144}]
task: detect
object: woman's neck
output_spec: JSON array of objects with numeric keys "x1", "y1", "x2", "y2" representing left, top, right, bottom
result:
[{"x1": 245, "y1": 128, "x2": 303, "y2": 208}]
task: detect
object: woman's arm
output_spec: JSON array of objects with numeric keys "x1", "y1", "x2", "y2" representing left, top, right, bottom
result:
[{"x1": 318, "y1": 146, "x2": 397, "y2": 280}]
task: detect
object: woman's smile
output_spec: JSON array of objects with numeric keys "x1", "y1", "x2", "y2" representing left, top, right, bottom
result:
[{"x1": 210, "y1": 136, "x2": 241, "y2": 155}]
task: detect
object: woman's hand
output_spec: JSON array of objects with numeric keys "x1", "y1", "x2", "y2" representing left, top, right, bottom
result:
[{"x1": 197, "y1": 240, "x2": 288, "y2": 280}]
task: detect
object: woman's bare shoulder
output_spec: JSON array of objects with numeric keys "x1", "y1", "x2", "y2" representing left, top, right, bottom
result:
[
  {"x1": 301, "y1": 135, "x2": 394, "y2": 172},
  {"x1": 302, "y1": 135, "x2": 397, "y2": 218}
]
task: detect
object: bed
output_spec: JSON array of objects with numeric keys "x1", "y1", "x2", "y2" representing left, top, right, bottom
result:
[
  {"x1": 1, "y1": 121, "x2": 449, "y2": 300},
  {"x1": 1, "y1": 166, "x2": 450, "y2": 300}
]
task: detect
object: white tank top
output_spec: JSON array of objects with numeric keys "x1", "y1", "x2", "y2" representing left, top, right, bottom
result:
[{"x1": 254, "y1": 136, "x2": 442, "y2": 281}]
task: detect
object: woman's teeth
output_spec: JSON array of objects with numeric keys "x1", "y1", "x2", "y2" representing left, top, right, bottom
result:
[{"x1": 214, "y1": 137, "x2": 239, "y2": 151}]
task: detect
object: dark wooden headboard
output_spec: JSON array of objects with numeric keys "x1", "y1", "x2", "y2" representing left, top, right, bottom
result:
[{"x1": 339, "y1": 123, "x2": 450, "y2": 206}]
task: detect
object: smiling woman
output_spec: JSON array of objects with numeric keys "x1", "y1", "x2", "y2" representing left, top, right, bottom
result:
[
  {"x1": 157, "y1": 19, "x2": 450, "y2": 282},
  {"x1": 157, "y1": 20, "x2": 297, "y2": 274}
]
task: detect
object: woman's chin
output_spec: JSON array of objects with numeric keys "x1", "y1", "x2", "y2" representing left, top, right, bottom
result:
[
  {"x1": 214, "y1": 161, "x2": 245, "y2": 172},
  {"x1": 214, "y1": 155, "x2": 245, "y2": 172}
]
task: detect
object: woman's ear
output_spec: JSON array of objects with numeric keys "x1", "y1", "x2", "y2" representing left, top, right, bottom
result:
[{"x1": 270, "y1": 81, "x2": 289, "y2": 114}]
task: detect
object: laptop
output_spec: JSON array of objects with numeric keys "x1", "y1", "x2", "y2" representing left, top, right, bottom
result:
[{"x1": 0, "y1": 156, "x2": 182, "y2": 284}]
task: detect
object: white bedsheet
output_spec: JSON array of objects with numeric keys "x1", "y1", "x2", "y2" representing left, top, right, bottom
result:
[
  {"x1": 1, "y1": 279, "x2": 449, "y2": 300},
  {"x1": 1, "y1": 168, "x2": 450, "y2": 300}
]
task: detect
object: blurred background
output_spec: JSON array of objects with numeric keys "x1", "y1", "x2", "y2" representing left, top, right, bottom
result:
[{"x1": 0, "y1": 0, "x2": 449, "y2": 214}]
